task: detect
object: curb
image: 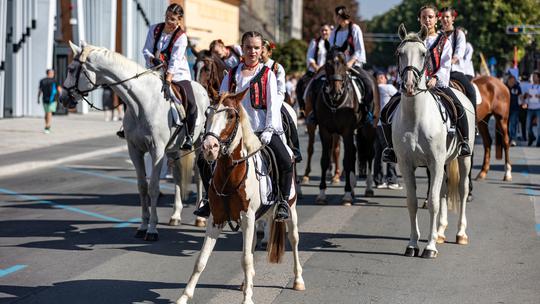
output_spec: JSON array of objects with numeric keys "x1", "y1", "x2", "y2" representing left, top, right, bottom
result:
[{"x1": 0, "y1": 145, "x2": 128, "y2": 179}]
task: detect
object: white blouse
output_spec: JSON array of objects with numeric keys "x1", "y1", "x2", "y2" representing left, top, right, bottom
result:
[
  {"x1": 219, "y1": 63, "x2": 283, "y2": 133},
  {"x1": 447, "y1": 29, "x2": 467, "y2": 73},
  {"x1": 306, "y1": 38, "x2": 327, "y2": 72},
  {"x1": 142, "y1": 23, "x2": 192, "y2": 82},
  {"x1": 223, "y1": 45, "x2": 243, "y2": 70},
  {"x1": 264, "y1": 58, "x2": 286, "y2": 103},
  {"x1": 329, "y1": 23, "x2": 366, "y2": 66},
  {"x1": 425, "y1": 33, "x2": 452, "y2": 87}
]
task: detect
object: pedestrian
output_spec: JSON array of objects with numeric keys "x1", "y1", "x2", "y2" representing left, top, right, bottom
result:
[
  {"x1": 524, "y1": 71, "x2": 540, "y2": 147},
  {"x1": 506, "y1": 74, "x2": 522, "y2": 146},
  {"x1": 374, "y1": 72, "x2": 402, "y2": 190},
  {"x1": 37, "y1": 69, "x2": 61, "y2": 134},
  {"x1": 519, "y1": 74, "x2": 530, "y2": 141},
  {"x1": 102, "y1": 86, "x2": 115, "y2": 121}
]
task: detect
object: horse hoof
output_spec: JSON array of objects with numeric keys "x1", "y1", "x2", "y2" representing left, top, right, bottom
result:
[
  {"x1": 316, "y1": 198, "x2": 327, "y2": 205},
  {"x1": 301, "y1": 176, "x2": 310, "y2": 185},
  {"x1": 342, "y1": 200, "x2": 352, "y2": 206},
  {"x1": 404, "y1": 247, "x2": 419, "y2": 257},
  {"x1": 475, "y1": 172, "x2": 486, "y2": 180},
  {"x1": 134, "y1": 229, "x2": 147, "y2": 238},
  {"x1": 293, "y1": 281, "x2": 306, "y2": 291},
  {"x1": 144, "y1": 233, "x2": 159, "y2": 242},
  {"x1": 364, "y1": 189, "x2": 374, "y2": 197},
  {"x1": 168, "y1": 218, "x2": 180, "y2": 226},
  {"x1": 195, "y1": 218, "x2": 206, "y2": 227},
  {"x1": 503, "y1": 176, "x2": 512, "y2": 182},
  {"x1": 456, "y1": 235, "x2": 469, "y2": 245},
  {"x1": 421, "y1": 249, "x2": 438, "y2": 259},
  {"x1": 436, "y1": 235, "x2": 446, "y2": 244},
  {"x1": 467, "y1": 194, "x2": 473, "y2": 202},
  {"x1": 331, "y1": 176, "x2": 340, "y2": 185}
]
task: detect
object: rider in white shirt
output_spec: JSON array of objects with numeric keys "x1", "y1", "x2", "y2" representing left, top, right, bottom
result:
[
  {"x1": 524, "y1": 71, "x2": 540, "y2": 146},
  {"x1": 141, "y1": 3, "x2": 195, "y2": 149},
  {"x1": 440, "y1": 7, "x2": 476, "y2": 107},
  {"x1": 209, "y1": 39, "x2": 243, "y2": 70}
]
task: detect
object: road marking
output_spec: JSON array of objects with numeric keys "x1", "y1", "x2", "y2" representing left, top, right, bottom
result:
[
  {"x1": 0, "y1": 188, "x2": 123, "y2": 223},
  {"x1": 114, "y1": 217, "x2": 141, "y2": 228},
  {"x1": 0, "y1": 265, "x2": 27, "y2": 278},
  {"x1": 59, "y1": 167, "x2": 175, "y2": 191}
]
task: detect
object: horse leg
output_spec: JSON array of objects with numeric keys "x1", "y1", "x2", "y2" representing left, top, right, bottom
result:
[
  {"x1": 437, "y1": 176, "x2": 448, "y2": 244},
  {"x1": 317, "y1": 128, "x2": 332, "y2": 204},
  {"x1": 286, "y1": 203, "x2": 305, "y2": 291},
  {"x1": 145, "y1": 147, "x2": 164, "y2": 241},
  {"x1": 240, "y1": 211, "x2": 256, "y2": 304},
  {"x1": 302, "y1": 124, "x2": 316, "y2": 184},
  {"x1": 342, "y1": 131, "x2": 356, "y2": 205},
  {"x1": 456, "y1": 157, "x2": 471, "y2": 245},
  {"x1": 127, "y1": 144, "x2": 150, "y2": 238},
  {"x1": 401, "y1": 166, "x2": 420, "y2": 257},
  {"x1": 176, "y1": 216, "x2": 222, "y2": 304},
  {"x1": 496, "y1": 117, "x2": 512, "y2": 181},
  {"x1": 169, "y1": 159, "x2": 183, "y2": 226},
  {"x1": 423, "y1": 162, "x2": 445, "y2": 258},
  {"x1": 331, "y1": 134, "x2": 341, "y2": 184},
  {"x1": 194, "y1": 165, "x2": 206, "y2": 227},
  {"x1": 476, "y1": 116, "x2": 492, "y2": 180}
]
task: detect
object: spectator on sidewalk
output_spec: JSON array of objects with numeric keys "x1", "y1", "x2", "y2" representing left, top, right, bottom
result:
[
  {"x1": 37, "y1": 69, "x2": 61, "y2": 134},
  {"x1": 524, "y1": 71, "x2": 540, "y2": 147},
  {"x1": 506, "y1": 75, "x2": 522, "y2": 146},
  {"x1": 103, "y1": 87, "x2": 124, "y2": 122},
  {"x1": 374, "y1": 72, "x2": 402, "y2": 190}
]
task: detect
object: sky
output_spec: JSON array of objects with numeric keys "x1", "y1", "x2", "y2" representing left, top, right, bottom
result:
[{"x1": 356, "y1": 0, "x2": 402, "y2": 20}]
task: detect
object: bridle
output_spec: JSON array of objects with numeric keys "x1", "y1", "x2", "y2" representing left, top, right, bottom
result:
[
  {"x1": 62, "y1": 52, "x2": 162, "y2": 111},
  {"x1": 322, "y1": 51, "x2": 351, "y2": 112},
  {"x1": 203, "y1": 105, "x2": 241, "y2": 157},
  {"x1": 396, "y1": 38, "x2": 430, "y2": 95}
]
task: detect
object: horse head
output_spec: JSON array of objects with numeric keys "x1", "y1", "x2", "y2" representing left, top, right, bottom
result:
[
  {"x1": 396, "y1": 24, "x2": 429, "y2": 96},
  {"x1": 324, "y1": 47, "x2": 349, "y2": 100},
  {"x1": 60, "y1": 41, "x2": 100, "y2": 109},
  {"x1": 195, "y1": 50, "x2": 227, "y2": 103},
  {"x1": 202, "y1": 89, "x2": 249, "y2": 161}
]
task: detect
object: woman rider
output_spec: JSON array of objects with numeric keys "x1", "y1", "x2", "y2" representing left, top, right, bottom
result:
[
  {"x1": 194, "y1": 31, "x2": 292, "y2": 221},
  {"x1": 261, "y1": 39, "x2": 302, "y2": 163},
  {"x1": 439, "y1": 6, "x2": 476, "y2": 108},
  {"x1": 382, "y1": 4, "x2": 472, "y2": 163},
  {"x1": 209, "y1": 39, "x2": 243, "y2": 70},
  {"x1": 142, "y1": 3, "x2": 195, "y2": 149},
  {"x1": 329, "y1": 5, "x2": 373, "y2": 113}
]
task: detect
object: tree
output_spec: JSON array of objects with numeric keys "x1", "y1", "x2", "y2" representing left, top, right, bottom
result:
[
  {"x1": 366, "y1": 0, "x2": 540, "y2": 75},
  {"x1": 302, "y1": 0, "x2": 360, "y2": 41},
  {"x1": 273, "y1": 39, "x2": 308, "y2": 74}
]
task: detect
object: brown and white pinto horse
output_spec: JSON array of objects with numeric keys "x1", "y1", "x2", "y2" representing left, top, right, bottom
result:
[
  {"x1": 176, "y1": 91, "x2": 305, "y2": 304},
  {"x1": 473, "y1": 76, "x2": 512, "y2": 181}
]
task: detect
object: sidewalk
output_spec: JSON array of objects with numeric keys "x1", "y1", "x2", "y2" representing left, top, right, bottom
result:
[{"x1": 0, "y1": 112, "x2": 127, "y2": 178}]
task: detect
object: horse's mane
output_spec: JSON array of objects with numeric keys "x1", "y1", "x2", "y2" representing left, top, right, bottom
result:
[
  {"x1": 217, "y1": 93, "x2": 262, "y2": 154},
  {"x1": 81, "y1": 44, "x2": 160, "y2": 78}
]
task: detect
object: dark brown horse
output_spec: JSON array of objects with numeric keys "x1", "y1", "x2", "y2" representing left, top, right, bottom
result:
[
  {"x1": 193, "y1": 49, "x2": 228, "y2": 102},
  {"x1": 309, "y1": 47, "x2": 378, "y2": 204}
]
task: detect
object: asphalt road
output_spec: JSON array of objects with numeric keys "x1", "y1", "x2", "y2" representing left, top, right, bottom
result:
[{"x1": 1, "y1": 126, "x2": 539, "y2": 304}]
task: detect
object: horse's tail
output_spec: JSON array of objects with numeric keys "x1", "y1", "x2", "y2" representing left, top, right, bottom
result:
[
  {"x1": 179, "y1": 150, "x2": 195, "y2": 201},
  {"x1": 267, "y1": 219, "x2": 286, "y2": 264},
  {"x1": 447, "y1": 158, "x2": 460, "y2": 213}
]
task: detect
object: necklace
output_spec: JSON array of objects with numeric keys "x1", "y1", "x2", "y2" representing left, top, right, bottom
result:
[{"x1": 243, "y1": 61, "x2": 259, "y2": 71}]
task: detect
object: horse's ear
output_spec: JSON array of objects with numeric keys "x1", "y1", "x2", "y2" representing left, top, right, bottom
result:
[
  {"x1": 419, "y1": 25, "x2": 428, "y2": 41},
  {"x1": 398, "y1": 23, "x2": 407, "y2": 41},
  {"x1": 80, "y1": 40, "x2": 88, "y2": 48},
  {"x1": 69, "y1": 40, "x2": 81, "y2": 56},
  {"x1": 234, "y1": 88, "x2": 249, "y2": 105},
  {"x1": 208, "y1": 86, "x2": 219, "y2": 103}
]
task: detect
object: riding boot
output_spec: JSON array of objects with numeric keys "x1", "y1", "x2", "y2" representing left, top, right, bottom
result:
[
  {"x1": 457, "y1": 114, "x2": 472, "y2": 157},
  {"x1": 381, "y1": 123, "x2": 397, "y2": 163},
  {"x1": 181, "y1": 116, "x2": 195, "y2": 150},
  {"x1": 193, "y1": 197, "x2": 211, "y2": 218},
  {"x1": 274, "y1": 199, "x2": 290, "y2": 222},
  {"x1": 281, "y1": 106, "x2": 302, "y2": 163},
  {"x1": 193, "y1": 152, "x2": 213, "y2": 218}
]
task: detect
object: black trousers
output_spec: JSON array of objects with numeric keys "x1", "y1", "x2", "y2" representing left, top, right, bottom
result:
[
  {"x1": 197, "y1": 152, "x2": 212, "y2": 193},
  {"x1": 267, "y1": 134, "x2": 294, "y2": 199},
  {"x1": 281, "y1": 106, "x2": 302, "y2": 163},
  {"x1": 451, "y1": 71, "x2": 476, "y2": 110},
  {"x1": 350, "y1": 67, "x2": 374, "y2": 112}
]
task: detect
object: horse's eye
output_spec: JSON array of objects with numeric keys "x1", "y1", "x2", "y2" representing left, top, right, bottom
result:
[{"x1": 227, "y1": 111, "x2": 235, "y2": 120}]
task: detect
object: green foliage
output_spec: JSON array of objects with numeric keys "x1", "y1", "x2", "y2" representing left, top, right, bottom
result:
[
  {"x1": 302, "y1": 0, "x2": 360, "y2": 41},
  {"x1": 366, "y1": 0, "x2": 540, "y2": 74},
  {"x1": 273, "y1": 39, "x2": 309, "y2": 74}
]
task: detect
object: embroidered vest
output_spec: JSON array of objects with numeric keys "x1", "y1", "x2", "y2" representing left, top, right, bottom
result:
[
  {"x1": 228, "y1": 65, "x2": 271, "y2": 110},
  {"x1": 333, "y1": 22, "x2": 355, "y2": 54},
  {"x1": 427, "y1": 32, "x2": 448, "y2": 77},
  {"x1": 152, "y1": 23, "x2": 184, "y2": 64}
]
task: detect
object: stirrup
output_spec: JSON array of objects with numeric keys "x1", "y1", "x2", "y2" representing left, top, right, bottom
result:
[
  {"x1": 382, "y1": 147, "x2": 397, "y2": 163},
  {"x1": 181, "y1": 135, "x2": 193, "y2": 150},
  {"x1": 274, "y1": 201, "x2": 290, "y2": 222},
  {"x1": 458, "y1": 142, "x2": 472, "y2": 157}
]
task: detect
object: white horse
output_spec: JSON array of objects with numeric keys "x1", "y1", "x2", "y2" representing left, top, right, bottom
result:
[
  {"x1": 176, "y1": 91, "x2": 305, "y2": 304},
  {"x1": 393, "y1": 25, "x2": 474, "y2": 258},
  {"x1": 61, "y1": 41, "x2": 209, "y2": 241}
]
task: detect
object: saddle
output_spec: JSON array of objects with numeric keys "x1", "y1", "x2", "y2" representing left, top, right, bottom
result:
[
  {"x1": 170, "y1": 80, "x2": 196, "y2": 110},
  {"x1": 166, "y1": 81, "x2": 198, "y2": 152}
]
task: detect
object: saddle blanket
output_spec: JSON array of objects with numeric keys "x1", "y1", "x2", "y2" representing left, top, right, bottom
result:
[{"x1": 253, "y1": 151, "x2": 296, "y2": 206}]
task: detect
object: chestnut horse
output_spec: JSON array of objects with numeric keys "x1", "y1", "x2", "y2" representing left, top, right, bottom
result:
[
  {"x1": 176, "y1": 91, "x2": 305, "y2": 304},
  {"x1": 472, "y1": 76, "x2": 512, "y2": 181}
]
